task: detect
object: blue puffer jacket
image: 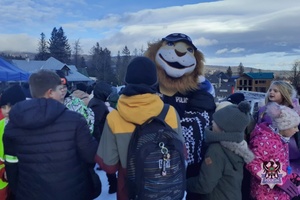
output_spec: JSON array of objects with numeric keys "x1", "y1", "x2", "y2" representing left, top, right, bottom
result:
[{"x1": 3, "y1": 98, "x2": 98, "y2": 200}]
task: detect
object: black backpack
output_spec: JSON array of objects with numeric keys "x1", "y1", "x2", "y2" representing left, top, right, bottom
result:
[{"x1": 126, "y1": 104, "x2": 186, "y2": 200}]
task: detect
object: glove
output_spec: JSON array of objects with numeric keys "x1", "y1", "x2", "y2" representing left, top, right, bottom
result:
[
  {"x1": 278, "y1": 179, "x2": 299, "y2": 198},
  {"x1": 292, "y1": 196, "x2": 300, "y2": 200},
  {"x1": 291, "y1": 173, "x2": 300, "y2": 186}
]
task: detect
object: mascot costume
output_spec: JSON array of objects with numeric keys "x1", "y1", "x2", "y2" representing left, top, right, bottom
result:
[{"x1": 145, "y1": 33, "x2": 216, "y2": 199}]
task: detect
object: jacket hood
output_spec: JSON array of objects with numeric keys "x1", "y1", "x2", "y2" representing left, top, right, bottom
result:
[
  {"x1": 93, "y1": 81, "x2": 112, "y2": 101},
  {"x1": 71, "y1": 90, "x2": 89, "y2": 100},
  {"x1": 221, "y1": 145, "x2": 245, "y2": 170},
  {"x1": 221, "y1": 140, "x2": 255, "y2": 164},
  {"x1": 117, "y1": 93, "x2": 164, "y2": 125},
  {"x1": 9, "y1": 98, "x2": 66, "y2": 129},
  {"x1": 186, "y1": 89, "x2": 216, "y2": 112}
]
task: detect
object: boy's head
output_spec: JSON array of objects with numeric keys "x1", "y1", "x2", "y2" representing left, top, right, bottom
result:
[
  {"x1": 212, "y1": 101, "x2": 251, "y2": 134},
  {"x1": 0, "y1": 84, "x2": 26, "y2": 118},
  {"x1": 125, "y1": 56, "x2": 158, "y2": 87},
  {"x1": 266, "y1": 102, "x2": 300, "y2": 137},
  {"x1": 29, "y1": 69, "x2": 65, "y2": 103}
]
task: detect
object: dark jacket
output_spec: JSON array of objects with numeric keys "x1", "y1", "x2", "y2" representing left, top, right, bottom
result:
[
  {"x1": 3, "y1": 98, "x2": 98, "y2": 200},
  {"x1": 181, "y1": 90, "x2": 216, "y2": 200},
  {"x1": 88, "y1": 81, "x2": 112, "y2": 142},
  {"x1": 88, "y1": 98, "x2": 109, "y2": 142}
]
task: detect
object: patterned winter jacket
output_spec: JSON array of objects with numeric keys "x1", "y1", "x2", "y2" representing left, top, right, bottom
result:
[
  {"x1": 246, "y1": 123, "x2": 292, "y2": 200},
  {"x1": 95, "y1": 93, "x2": 183, "y2": 200},
  {"x1": 64, "y1": 95, "x2": 95, "y2": 134}
]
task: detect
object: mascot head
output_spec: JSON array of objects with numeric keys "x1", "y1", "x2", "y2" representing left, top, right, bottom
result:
[{"x1": 145, "y1": 33, "x2": 205, "y2": 94}]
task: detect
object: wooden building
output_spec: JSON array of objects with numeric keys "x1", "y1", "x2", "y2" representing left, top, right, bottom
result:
[{"x1": 236, "y1": 72, "x2": 274, "y2": 92}]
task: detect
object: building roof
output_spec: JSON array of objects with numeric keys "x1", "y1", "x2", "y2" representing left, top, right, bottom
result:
[
  {"x1": 243, "y1": 72, "x2": 274, "y2": 79},
  {"x1": 206, "y1": 74, "x2": 219, "y2": 84},
  {"x1": 12, "y1": 57, "x2": 92, "y2": 82}
]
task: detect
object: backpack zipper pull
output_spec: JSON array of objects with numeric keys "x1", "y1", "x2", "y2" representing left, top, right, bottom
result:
[{"x1": 160, "y1": 142, "x2": 169, "y2": 176}]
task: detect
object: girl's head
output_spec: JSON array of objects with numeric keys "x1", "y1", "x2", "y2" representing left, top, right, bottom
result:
[
  {"x1": 266, "y1": 102, "x2": 300, "y2": 137},
  {"x1": 265, "y1": 81, "x2": 296, "y2": 107}
]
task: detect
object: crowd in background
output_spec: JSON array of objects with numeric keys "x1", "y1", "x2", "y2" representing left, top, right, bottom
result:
[{"x1": 0, "y1": 57, "x2": 300, "y2": 200}]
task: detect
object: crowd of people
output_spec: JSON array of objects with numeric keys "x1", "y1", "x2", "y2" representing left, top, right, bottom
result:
[{"x1": 0, "y1": 56, "x2": 300, "y2": 200}]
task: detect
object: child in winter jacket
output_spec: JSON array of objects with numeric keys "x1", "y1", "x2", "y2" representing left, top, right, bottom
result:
[
  {"x1": 247, "y1": 102, "x2": 300, "y2": 200},
  {"x1": 181, "y1": 88, "x2": 216, "y2": 200},
  {"x1": 187, "y1": 101, "x2": 254, "y2": 200},
  {"x1": 256, "y1": 81, "x2": 300, "y2": 175},
  {"x1": 0, "y1": 85, "x2": 26, "y2": 199}
]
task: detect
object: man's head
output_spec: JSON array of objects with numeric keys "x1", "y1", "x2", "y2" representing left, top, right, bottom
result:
[{"x1": 29, "y1": 69, "x2": 65, "y2": 103}]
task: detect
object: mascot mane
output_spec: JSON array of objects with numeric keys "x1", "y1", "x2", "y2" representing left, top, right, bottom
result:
[{"x1": 145, "y1": 40, "x2": 205, "y2": 94}]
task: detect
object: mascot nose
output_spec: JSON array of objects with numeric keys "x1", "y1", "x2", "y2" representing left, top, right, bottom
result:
[{"x1": 175, "y1": 49, "x2": 186, "y2": 57}]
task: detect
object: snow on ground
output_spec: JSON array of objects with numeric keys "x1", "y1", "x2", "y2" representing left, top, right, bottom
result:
[
  {"x1": 95, "y1": 169, "x2": 117, "y2": 200},
  {"x1": 94, "y1": 168, "x2": 186, "y2": 200}
]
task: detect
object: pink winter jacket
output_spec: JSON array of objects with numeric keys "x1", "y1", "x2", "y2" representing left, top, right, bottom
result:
[{"x1": 246, "y1": 123, "x2": 291, "y2": 200}]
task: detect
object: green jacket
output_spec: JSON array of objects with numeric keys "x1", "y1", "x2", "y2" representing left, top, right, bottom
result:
[
  {"x1": 0, "y1": 119, "x2": 8, "y2": 190},
  {"x1": 187, "y1": 143, "x2": 244, "y2": 200}
]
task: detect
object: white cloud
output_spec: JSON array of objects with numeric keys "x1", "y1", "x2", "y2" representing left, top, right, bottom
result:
[
  {"x1": 230, "y1": 48, "x2": 245, "y2": 53},
  {"x1": 216, "y1": 48, "x2": 229, "y2": 54},
  {"x1": 0, "y1": 0, "x2": 300, "y2": 70},
  {"x1": 0, "y1": 34, "x2": 38, "y2": 52}
]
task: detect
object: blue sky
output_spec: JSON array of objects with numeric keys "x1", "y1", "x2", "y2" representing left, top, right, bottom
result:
[{"x1": 0, "y1": 0, "x2": 300, "y2": 70}]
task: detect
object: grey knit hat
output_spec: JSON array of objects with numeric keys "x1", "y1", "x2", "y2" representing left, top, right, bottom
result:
[{"x1": 213, "y1": 101, "x2": 251, "y2": 133}]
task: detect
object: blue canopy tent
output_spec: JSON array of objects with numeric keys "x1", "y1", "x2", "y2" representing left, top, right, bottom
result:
[{"x1": 0, "y1": 57, "x2": 30, "y2": 81}]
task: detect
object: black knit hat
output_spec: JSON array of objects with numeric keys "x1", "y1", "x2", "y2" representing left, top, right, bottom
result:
[
  {"x1": 213, "y1": 101, "x2": 251, "y2": 133},
  {"x1": 125, "y1": 57, "x2": 157, "y2": 86},
  {"x1": 0, "y1": 84, "x2": 26, "y2": 107},
  {"x1": 225, "y1": 93, "x2": 245, "y2": 105},
  {"x1": 76, "y1": 83, "x2": 88, "y2": 92}
]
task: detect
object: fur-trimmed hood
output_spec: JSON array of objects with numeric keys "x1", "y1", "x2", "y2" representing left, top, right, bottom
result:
[{"x1": 221, "y1": 140, "x2": 255, "y2": 164}]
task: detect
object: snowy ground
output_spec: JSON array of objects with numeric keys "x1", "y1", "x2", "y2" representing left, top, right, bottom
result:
[
  {"x1": 95, "y1": 169, "x2": 117, "y2": 200},
  {"x1": 94, "y1": 168, "x2": 186, "y2": 200}
]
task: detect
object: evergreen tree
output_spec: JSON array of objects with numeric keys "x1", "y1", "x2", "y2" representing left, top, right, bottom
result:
[
  {"x1": 237, "y1": 62, "x2": 245, "y2": 76},
  {"x1": 115, "y1": 51, "x2": 123, "y2": 85},
  {"x1": 72, "y1": 39, "x2": 82, "y2": 68},
  {"x1": 115, "y1": 46, "x2": 131, "y2": 85},
  {"x1": 290, "y1": 61, "x2": 300, "y2": 93},
  {"x1": 79, "y1": 56, "x2": 87, "y2": 68},
  {"x1": 48, "y1": 27, "x2": 71, "y2": 64},
  {"x1": 226, "y1": 66, "x2": 233, "y2": 77},
  {"x1": 89, "y1": 43, "x2": 116, "y2": 84},
  {"x1": 89, "y1": 42, "x2": 102, "y2": 78},
  {"x1": 139, "y1": 45, "x2": 145, "y2": 56},
  {"x1": 35, "y1": 32, "x2": 50, "y2": 60}
]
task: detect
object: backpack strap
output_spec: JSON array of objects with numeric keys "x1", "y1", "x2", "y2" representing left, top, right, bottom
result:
[{"x1": 157, "y1": 104, "x2": 170, "y2": 120}]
